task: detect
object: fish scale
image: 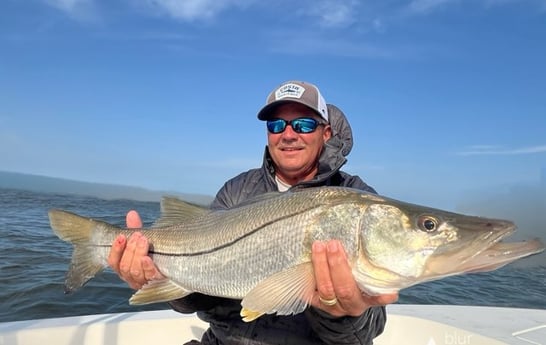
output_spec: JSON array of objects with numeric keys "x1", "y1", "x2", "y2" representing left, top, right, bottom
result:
[
  {"x1": 96, "y1": 188, "x2": 353, "y2": 255},
  {"x1": 154, "y1": 206, "x2": 336, "y2": 298}
]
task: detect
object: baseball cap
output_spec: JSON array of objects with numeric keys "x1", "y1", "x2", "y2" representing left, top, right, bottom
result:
[{"x1": 257, "y1": 81, "x2": 329, "y2": 122}]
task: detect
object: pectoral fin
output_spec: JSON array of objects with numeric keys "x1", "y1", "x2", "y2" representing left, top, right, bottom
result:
[
  {"x1": 130, "y1": 279, "x2": 191, "y2": 305},
  {"x1": 241, "y1": 262, "x2": 316, "y2": 322}
]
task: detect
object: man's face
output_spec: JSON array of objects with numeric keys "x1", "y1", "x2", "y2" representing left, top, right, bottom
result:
[{"x1": 267, "y1": 103, "x2": 332, "y2": 184}]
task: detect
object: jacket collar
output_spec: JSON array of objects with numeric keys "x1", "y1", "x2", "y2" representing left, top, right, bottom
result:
[{"x1": 260, "y1": 138, "x2": 347, "y2": 189}]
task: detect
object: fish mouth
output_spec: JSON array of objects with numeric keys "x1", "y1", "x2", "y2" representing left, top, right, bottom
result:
[
  {"x1": 425, "y1": 220, "x2": 545, "y2": 276},
  {"x1": 459, "y1": 239, "x2": 545, "y2": 273}
]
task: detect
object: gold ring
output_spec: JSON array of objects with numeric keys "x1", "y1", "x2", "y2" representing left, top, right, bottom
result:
[{"x1": 319, "y1": 296, "x2": 338, "y2": 306}]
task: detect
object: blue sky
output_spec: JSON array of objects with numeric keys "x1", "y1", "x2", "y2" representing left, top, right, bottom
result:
[{"x1": 1, "y1": 0, "x2": 545, "y2": 211}]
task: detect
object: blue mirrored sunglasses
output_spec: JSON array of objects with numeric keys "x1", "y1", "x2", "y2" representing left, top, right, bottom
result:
[{"x1": 266, "y1": 118, "x2": 322, "y2": 134}]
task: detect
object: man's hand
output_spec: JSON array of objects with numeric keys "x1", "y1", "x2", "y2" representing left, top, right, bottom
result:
[
  {"x1": 107, "y1": 210, "x2": 165, "y2": 290},
  {"x1": 310, "y1": 240, "x2": 398, "y2": 317}
]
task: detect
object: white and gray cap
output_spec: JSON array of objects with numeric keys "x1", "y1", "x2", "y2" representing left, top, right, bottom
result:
[{"x1": 257, "y1": 81, "x2": 329, "y2": 122}]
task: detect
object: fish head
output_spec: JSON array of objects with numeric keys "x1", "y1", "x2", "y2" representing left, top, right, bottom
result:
[{"x1": 357, "y1": 197, "x2": 544, "y2": 292}]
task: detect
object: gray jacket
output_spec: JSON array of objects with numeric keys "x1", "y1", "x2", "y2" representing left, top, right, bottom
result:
[{"x1": 171, "y1": 105, "x2": 387, "y2": 345}]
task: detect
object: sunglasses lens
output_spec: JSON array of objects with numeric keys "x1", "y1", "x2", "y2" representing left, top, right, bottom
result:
[
  {"x1": 267, "y1": 119, "x2": 287, "y2": 134},
  {"x1": 266, "y1": 118, "x2": 320, "y2": 134},
  {"x1": 292, "y1": 118, "x2": 318, "y2": 133}
]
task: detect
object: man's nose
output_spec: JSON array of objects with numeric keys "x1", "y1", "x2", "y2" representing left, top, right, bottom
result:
[{"x1": 280, "y1": 124, "x2": 299, "y2": 139}]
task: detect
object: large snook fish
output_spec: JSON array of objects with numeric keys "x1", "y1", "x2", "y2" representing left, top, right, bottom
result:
[{"x1": 49, "y1": 187, "x2": 544, "y2": 321}]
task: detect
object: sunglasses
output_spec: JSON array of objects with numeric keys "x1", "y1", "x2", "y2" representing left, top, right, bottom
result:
[{"x1": 266, "y1": 117, "x2": 323, "y2": 134}]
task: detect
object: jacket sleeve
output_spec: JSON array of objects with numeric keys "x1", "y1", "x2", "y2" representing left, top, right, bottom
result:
[
  {"x1": 305, "y1": 306, "x2": 386, "y2": 345},
  {"x1": 210, "y1": 170, "x2": 263, "y2": 210},
  {"x1": 168, "y1": 293, "x2": 227, "y2": 314},
  {"x1": 210, "y1": 178, "x2": 236, "y2": 210},
  {"x1": 338, "y1": 172, "x2": 377, "y2": 195}
]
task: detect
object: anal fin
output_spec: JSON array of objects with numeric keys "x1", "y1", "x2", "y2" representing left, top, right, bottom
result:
[{"x1": 130, "y1": 279, "x2": 191, "y2": 305}]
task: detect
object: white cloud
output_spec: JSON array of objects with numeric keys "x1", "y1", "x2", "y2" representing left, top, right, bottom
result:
[
  {"x1": 44, "y1": 0, "x2": 89, "y2": 11},
  {"x1": 42, "y1": 0, "x2": 252, "y2": 22},
  {"x1": 143, "y1": 0, "x2": 254, "y2": 21},
  {"x1": 40, "y1": 0, "x2": 546, "y2": 25},
  {"x1": 407, "y1": 0, "x2": 458, "y2": 14},
  {"x1": 42, "y1": 0, "x2": 98, "y2": 20},
  {"x1": 457, "y1": 145, "x2": 546, "y2": 156},
  {"x1": 308, "y1": 0, "x2": 359, "y2": 28},
  {"x1": 143, "y1": 0, "x2": 359, "y2": 25}
]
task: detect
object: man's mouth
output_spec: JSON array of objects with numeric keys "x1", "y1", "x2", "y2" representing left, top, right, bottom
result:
[{"x1": 280, "y1": 147, "x2": 303, "y2": 151}]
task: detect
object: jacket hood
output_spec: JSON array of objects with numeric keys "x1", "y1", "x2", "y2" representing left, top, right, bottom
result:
[{"x1": 317, "y1": 103, "x2": 352, "y2": 176}]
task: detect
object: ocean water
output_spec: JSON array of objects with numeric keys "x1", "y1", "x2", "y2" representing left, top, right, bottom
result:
[{"x1": 0, "y1": 188, "x2": 544, "y2": 323}]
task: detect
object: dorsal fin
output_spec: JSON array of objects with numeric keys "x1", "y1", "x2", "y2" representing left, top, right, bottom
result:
[{"x1": 152, "y1": 196, "x2": 209, "y2": 227}]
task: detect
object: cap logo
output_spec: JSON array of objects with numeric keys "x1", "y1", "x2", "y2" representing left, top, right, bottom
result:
[{"x1": 274, "y1": 83, "x2": 305, "y2": 100}]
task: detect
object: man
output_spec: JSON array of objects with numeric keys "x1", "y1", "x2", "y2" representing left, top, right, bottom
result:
[{"x1": 108, "y1": 81, "x2": 398, "y2": 344}]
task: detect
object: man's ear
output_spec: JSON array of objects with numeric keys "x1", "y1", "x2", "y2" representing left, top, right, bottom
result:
[{"x1": 323, "y1": 125, "x2": 332, "y2": 141}]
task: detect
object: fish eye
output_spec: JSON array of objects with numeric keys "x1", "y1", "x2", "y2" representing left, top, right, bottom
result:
[{"x1": 418, "y1": 216, "x2": 438, "y2": 232}]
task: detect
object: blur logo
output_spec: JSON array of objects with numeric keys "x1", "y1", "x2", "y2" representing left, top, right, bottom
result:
[{"x1": 427, "y1": 332, "x2": 474, "y2": 345}]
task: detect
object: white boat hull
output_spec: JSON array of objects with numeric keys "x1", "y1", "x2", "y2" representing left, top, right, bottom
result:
[{"x1": 1, "y1": 305, "x2": 544, "y2": 345}]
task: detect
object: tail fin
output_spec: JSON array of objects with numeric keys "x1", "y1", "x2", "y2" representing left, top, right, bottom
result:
[{"x1": 49, "y1": 209, "x2": 114, "y2": 294}]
